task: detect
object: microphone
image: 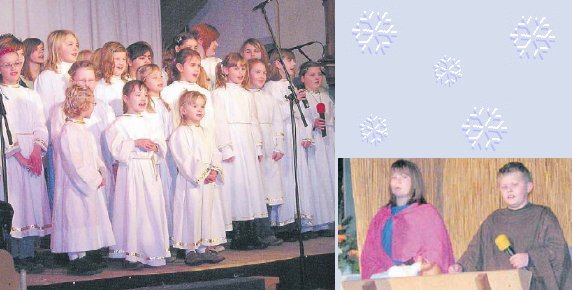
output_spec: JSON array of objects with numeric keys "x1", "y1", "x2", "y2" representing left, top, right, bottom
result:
[
  {"x1": 286, "y1": 41, "x2": 317, "y2": 51},
  {"x1": 495, "y1": 234, "x2": 515, "y2": 256},
  {"x1": 316, "y1": 103, "x2": 327, "y2": 137},
  {"x1": 252, "y1": 0, "x2": 273, "y2": 11},
  {"x1": 294, "y1": 83, "x2": 309, "y2": 108}
]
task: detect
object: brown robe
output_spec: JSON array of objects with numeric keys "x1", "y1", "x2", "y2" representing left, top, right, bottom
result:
[{"x1": 457, "y1": 203, "x2": 572, "y2": 290}]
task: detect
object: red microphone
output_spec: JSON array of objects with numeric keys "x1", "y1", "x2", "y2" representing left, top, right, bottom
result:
[{"x1": 316, "y1": 103, "x2": 327, "y2": 137}]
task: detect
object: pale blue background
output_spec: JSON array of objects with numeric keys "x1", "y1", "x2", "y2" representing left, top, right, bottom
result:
[{"x1": 336, "y1": 0, "x2": 572, "y2": 157}]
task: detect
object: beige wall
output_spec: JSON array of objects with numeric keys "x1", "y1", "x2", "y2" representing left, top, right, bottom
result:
[{"x1": 350, "y1": 159, "x2": 572, "y2": 260}]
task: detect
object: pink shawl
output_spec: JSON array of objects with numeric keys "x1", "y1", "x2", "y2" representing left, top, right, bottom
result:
[{"x1": 360, "y1": 203, "x2": 455, "y2": 279}]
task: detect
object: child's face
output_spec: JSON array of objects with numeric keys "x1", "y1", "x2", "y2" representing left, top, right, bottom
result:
[
  {"x1": 81, "y1": 96, "x2": 96, "y2": 119},
  {"x1": 390, "y1": 169, "x2": 412, "y2": 200},
  {"x1": 242, "y1": 44, "x2": 262, "y2": 61},
  {"x1": 301, "y1": 67, "x2": 323, "y2": 91},
  {"x1": 143, "y1": 71, "x2": 164, "y2": 94},
  {"x1": 223, "y1": 63, "x2": 246, "y2": 85},
  {"x1": 176, "y1": 39, "x2": 199, "y2": 53},
  {"x1": 123, "y1": 86, "x2": 148, "y2": 114},
  {"x1": 57, "y1": 34, "x2": 79, "y2": 63},
  {"x1": 498, "y1": 171, "x2": 532, "y2": 210},
  {"x1": 177, "y1": 56, "x2": 201, "y2": 83},
  {"x1": 112, "y1": 51, "x2": 127, "y2": 77},
  {"x1": 180, "y1": 97, "x2": 205, "y2": 125},
  {"x1": 0, "y1": 52, "x2": 22, "y2": 85},
  {"x1": 249, "y1": 62, "x2": 267, "y2": 89},
  {"x1": 129, "y1": 51, "x2": 152, "y2": 74},
  {"x1": 31, "y1": 43, "x2": 45, "y2": 64},
  {"x1": 276, "y1": 57, "x2": 296, "y2": 78},
  {"x1": 205, "y1": 40, "x2": 218, "y2": 57},
  {"x1": 72, "y1": 68, "x2": 97, "y2": 91}
]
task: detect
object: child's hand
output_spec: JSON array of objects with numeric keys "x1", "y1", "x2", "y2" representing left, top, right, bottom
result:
[
  {"x1": 204, "y1": 170, "x2": 218, "y2": 184},
  {"x1": 29, "y1": 144, "x2": 43, "y2": 176},
  {"x1": 135, "y1": 139, "x2": 158, "y2": 152},
  {"x1": 14, "y1": 152, "x2": 32, "y2": 171},
  {"x1": 313, "y1": 118, "x2": 326, "y2": 130},
  {"x1": 509, "y1": 253, "x2": 529, "y2": 269},
  {"x1": 272, "y1": 151, "x2": 284, "y2": 161},
  {"x1": 301, "y1": 140, "x2": 312, "y2": 149},
  {"x1": 98, "y1": 176, "x2": 105, "y2": 189},
  {"x1": 223, "y1": 156, "x2": 235, "y2": 163},
  {"x1": 296, "y1": 89, "x2": 307, "y2": 102},
  {"x1": 448, "y1": 263, "x2": 463, "y2": 273}
]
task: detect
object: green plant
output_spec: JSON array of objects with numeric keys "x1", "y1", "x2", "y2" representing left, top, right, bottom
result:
[{"x1": 338, "y1": 216, "x2": 359, "y2": 274}]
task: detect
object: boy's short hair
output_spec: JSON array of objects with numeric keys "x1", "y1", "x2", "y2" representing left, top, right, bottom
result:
[
  {"x1": 127, "y1": 41, "x2": 153, "y2": 61},
  {"x1": 497, "y1": 162, "x2": 533, "y2": 182}
]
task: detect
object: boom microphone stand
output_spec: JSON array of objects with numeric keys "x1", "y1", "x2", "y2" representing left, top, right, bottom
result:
[{"x1": 253, "y1": 0, "x2": 309, "y2": 289}]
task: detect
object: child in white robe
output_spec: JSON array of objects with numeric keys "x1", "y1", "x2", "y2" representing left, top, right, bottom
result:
[
  {"x1": 137, "y1": 64, "x2": 177, "y2": 261},
  {"x1": 0, "y1": 48, "x2": 51, "y2": 273},
  {"x1": 106, "y1": 80, "x2": 170, "y2": 269},
  {"x1": 213, "y1": 53, "x2": 268, "y2": 250},
  {"x1": 299, "y1": 61, "x2": 335, "y2": 236},
  {"x1": 248, "y1": 58, "x2": 285, "y2": 246},
  {"x1": 192, "y1": 23, "x2": 221, "y2": 90},
  {"x1": 170, "y1": 90, "x2": 225, "y2": 266},
  {"x1": 95, "y1": 41, "x2": 128, "y2": 117},
  {"x1": 34, "y1": 30, "x2": 79, "y2": 208},
  {"x1": 51, "y1": 85, "x2": 115, "y2": 275},
  {"x1": 263, "y1": 49, "x2": 315, "y2": 241}
]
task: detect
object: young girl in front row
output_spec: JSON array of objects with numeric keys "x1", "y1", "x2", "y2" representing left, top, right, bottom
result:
[
  {"x1": 162, "y1": 48, "x2": 212, "y2": 129},
  {"x1": 95, "y1": 41, "x2": 129, "y2": 116},
  {"x1": 170, "y1": 90, "x2": 226, "y2": 266},
  {"x1": 0, "y1": 48, "x2": 51, "y2": 273},
  {"x1": 213, "y1": 53, "x2": 267, "y2": 250},
  {"x1": 51, "y1": 85, "x2": 115, "y2": 276},
  {"x1": 106, "y1": 80, "x2": 170, "y2": 269}
]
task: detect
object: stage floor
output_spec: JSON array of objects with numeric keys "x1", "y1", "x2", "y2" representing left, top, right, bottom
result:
[{"x1": 27, "y1": 237, "x2": 334, "y2": 289}]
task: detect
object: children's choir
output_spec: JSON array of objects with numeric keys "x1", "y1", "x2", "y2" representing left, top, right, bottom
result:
[{"x1": 0, "y1": 26, "x2": 335, "y2": 275}]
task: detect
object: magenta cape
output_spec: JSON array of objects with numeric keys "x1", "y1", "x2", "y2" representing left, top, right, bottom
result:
[{"x1": 360, "y1": 203, "x2": 455, "y2": 279}]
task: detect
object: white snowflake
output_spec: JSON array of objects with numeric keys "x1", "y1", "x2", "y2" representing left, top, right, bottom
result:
[
  {"x1": 433, "y1": 56, "x2": 462, "y2": 87},
  {"x1": 360, "y1": 114, "x2": 388, "y2": 145},
  {"x1": 352, "y1": 11, "x2": 397, "y2": 55},
  {"x1": 509, "y1": 16, "x2": 556, "y2": 60},
  {"x1": 461, "y1": 107, "x2": 508, "y2": 151}
]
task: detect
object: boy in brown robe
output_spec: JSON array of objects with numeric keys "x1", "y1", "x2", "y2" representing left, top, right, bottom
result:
[{"x1": 449, "y1": 162, "x2": 572, "y2": 290}]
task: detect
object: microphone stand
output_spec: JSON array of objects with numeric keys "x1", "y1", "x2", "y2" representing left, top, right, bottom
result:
[
  {"x1": 254, "y1": 1, "x2": 308, "y2": 289},
  {"x1": 0, "y1": 86, "x2": 13, "y2": 249}
]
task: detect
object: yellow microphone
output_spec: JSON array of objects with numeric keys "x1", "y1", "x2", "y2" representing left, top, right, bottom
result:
[{"x1": 495, "y1": 234, "x2": 515, "y2": 256}]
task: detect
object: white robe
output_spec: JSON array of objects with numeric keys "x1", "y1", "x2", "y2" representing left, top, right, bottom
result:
[
  {"x1": 170, "y1": 124, "x2": 226, "y2": 248},
  {"x1": 143, "y1": 96, "x2": 176, "y2": 242},
  {"x1": 212, "y1": 83, "x2": 267, "y2": 223},
  {"x1": 161, "y1": 81, "x2": 214, "y2": 130},
  {"x1": 201, "y1": 57, "x2": 222, "y2": 91},
  {"x1": 0, "y1": 85, "x2": 51, "y2": 238},
  {"x1": 51, "y1": 120, "x2": 115, "y2": 253},
  {"x1": 305, "y1": 89, "x2": 335, "y2": 226},
  {"x1": 95, "y1": 77, "x2": 126, "y2": 117},
  {"x1": 34, "y1": 62, "x2": 72, "y2": 130},
  {"x1": 262, "y1": 80, "x2": 315, "y2": 227},
  {"x1": 106, "y1": 114, "x2": 170, "y2": 266},
  {"x1": 250, "y1": 88, "x2": 285, "y2": 207}
]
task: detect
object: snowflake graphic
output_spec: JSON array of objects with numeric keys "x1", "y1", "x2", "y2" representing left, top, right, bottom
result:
[
  {"x1": 360, "y1": 114, "x2": 388, "y2": 145},
  {"x1": 352, "y1": 11, "x2": 397, "y2": 55},
  {"x1": 509, "y1": 16, "x2": 556, "y2": 60},
  {"x1": 433, "y1": 56, "x2": 462, "y2": 87},
  {"x1": 461, "y1": 107, "x2": 508, "y2": 151}
]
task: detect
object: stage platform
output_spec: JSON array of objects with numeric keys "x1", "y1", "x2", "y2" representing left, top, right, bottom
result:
[{"x1": 26, "y1": 237, "x2": 334, "y2": 290}]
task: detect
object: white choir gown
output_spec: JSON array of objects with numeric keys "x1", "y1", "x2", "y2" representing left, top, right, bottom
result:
[
  {"x1": 0, "y1": 85, "x2": 51, "y2": 238},
  {"x1": 250, "y1": 88, "x2": 285, "y2": 223},
  {"x1": 212, "y1": 83, "x2": 268, "y2": 226},
  {"x1": 105, "y1": 114, "x2": 170, "y2": 266},
  {"x1": 262, "y1": 80, "x2": 315, "y2": 228},
  {"x1": 51, "y1": 119, "x2": 115, "y2": 253},
  {"x1": 201, "y1": 56, "x2": 222, "y2": 91},
  {"x1": 94, "y1": 77, "x2": 126, "y2": 117},
  {"x1": 170, "y1": 124, "x2": 226, "y2": 250},
  {"x1": 161, "y1": 80, "x2": 214, "y2": 130}
]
